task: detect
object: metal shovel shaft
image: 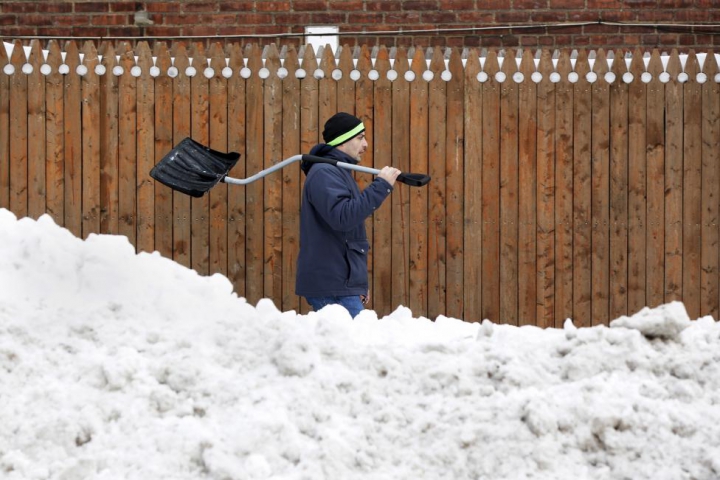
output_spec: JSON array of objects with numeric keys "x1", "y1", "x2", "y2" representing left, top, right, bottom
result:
[{"x1": 222, "y1": 155, "x2": 381, "y2": 185}]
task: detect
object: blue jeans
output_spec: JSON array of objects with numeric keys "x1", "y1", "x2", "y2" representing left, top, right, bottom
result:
[{"x1": 305, "y1": 295, "x2": 364, "y2": 318}]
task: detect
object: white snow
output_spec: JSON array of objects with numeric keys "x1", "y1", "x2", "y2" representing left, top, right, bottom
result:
[{"x1": 1, "y1": 208, "x2": 720, "y2": 480}]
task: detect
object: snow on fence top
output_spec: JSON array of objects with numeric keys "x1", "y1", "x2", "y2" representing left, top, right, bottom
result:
[{"x1": 2, "y1": 40, "x2": 718, "y2": 85}]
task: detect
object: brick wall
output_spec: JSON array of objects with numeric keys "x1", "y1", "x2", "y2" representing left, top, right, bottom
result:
[{"x1": 1, "y1": 0, "x2": 718, "y2": 50}]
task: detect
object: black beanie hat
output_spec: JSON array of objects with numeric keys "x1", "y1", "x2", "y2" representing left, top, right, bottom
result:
[{"x1": 322, "y1": 112, "x2": 365, "y2": 147}]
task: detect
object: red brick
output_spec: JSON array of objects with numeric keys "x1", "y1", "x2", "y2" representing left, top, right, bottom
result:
[
  {"x1": 329, "y1": 0, "x2": 364, "y2": 11},
  {"x1": 74, "y1": 2, "x2": 111, "y2": 13},
  {"x1": 402, "y1": 0, "x2": 440, "y2": 10},
  {"x1": 146, "y1": 3, "x2": 183, "y2": 13},
  {"x1": 386, "y1": 12, "x2": 422, "y2": 23},
  {"x1": 110, "y1": 3, "x2": 136, "y2": 13},
  {"x1": 0, "y1": 15, "x2": 16, "y2": 25},
  {"x1": 586, "y1": 0, "x2": 624, "y2": 7},
  {"x1": 92, "y1": 14, "x2": 132, "y2": 26},
  {"x1": 440, "y1": 0, "x2": 475, "y2": 9},
  {"x1": 200, "y1": 13, "x2": 238, "y2": 24},
  {"x1": 420, "y1": 11, "x2": 457, "y2": 22},
  {"x1": 256, "y1": 1, "x2": 293, "y2": 11},
  {"x1": 2, "y1": 2, "x2": 38, "y2": 13},
  {"x1": 218, "y1": 2, "x2": 256, "y2": 11},
  {"x1": 184, "y1": 2, "x2": 219, "y2": 12},
  {"x1": 38, "y1": 3, "x2": 73, "y2": 14},
  {"x1": 309, "y1": 12, "x2": 347, "y2": 23},
  {"x1": 367, "y1": 2, "x2": 402, "y2": 11},
  {"x1": 514, "y1": 0, "x2": 550, "y2": 8},
  {"x1": 293, "y1": 1, "x2": 328, "y2": 11}
]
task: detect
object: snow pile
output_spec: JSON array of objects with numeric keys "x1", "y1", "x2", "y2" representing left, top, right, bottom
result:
[{"x1": 1, "y1": 209, "x2": 720, "y2": 480}]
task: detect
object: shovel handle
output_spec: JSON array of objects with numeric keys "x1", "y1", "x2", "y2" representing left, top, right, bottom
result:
[{"x1": 301, "y1": 155, "x2": 431, "y2": 187}]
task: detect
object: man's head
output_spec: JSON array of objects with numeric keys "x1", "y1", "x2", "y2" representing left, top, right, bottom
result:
[{"x1": 322, "y1": 112, "x2": 368, "y2": 161}]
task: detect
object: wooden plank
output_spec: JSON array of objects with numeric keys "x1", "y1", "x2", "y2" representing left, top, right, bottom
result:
[
  {"x1": 646, "y1": 49, "x2": 666, "y2": 308},
  {"x1": 153, "y1": 43, "x2": 173, "y2": 256},
  {"x1": 64, "y1": 41, "x2": 83, "y2": 237},
  {"x1": 99, "y1": 42, "x2": 119, "y2": 235},
  {"x1": 336, "y1": 45, "x2": 355, "y2": 114},
  {"x1": 227, "y1": 42, "x2": 247, "y2": 298},
  {"x1": 481, "y1": 50, "x2": 500, "y2": 323},
  {"x1": 682, "y1": 51, "x2": 702, "y2": 319},
  {"x1": 535, "y1": 50, "x2": 554, "y2": 328},
  {"x1": 499, "y1": 50, "x2": 519, "y2": 325},
  {"x1": 517, "y1": 50, "x2": 538, "y2": 327},
  {"x1": 318, "y1": 45, "x2": 337, "y2": 131},
  {"x1": 81, "y1": 41, "x2": 101, "y2": 238},
  {"x1": 627, "y1": 48, "x2": 648, "y2": 314},
  {"x1": 208, "y1": 42, "x2": 230, "y2": 278},
  {"x1": 372, "y1": 46, "x2": 393, "y2": 317},
  {"x1": 391, "y1": 47, "x2": 411, "y2": 313},
  {"x1": 244, "y1": 44, "x2": 264, "y2": 304},
  {"x1": 609, "y1": 49, "x2": 629, "y2": 320},
  {"x1": 445, "y1": 48, "x2": 464, "y2": 319},
  {"x1": 171, "y1": 43, "x2": 192, "y2": 268},
  {"x1": 572, "y1": 50, "x2": 592, "y2": 327},
  {"x1": 554, "y1": 50, "x2": 574, "y2": 326},
  {"x1": 354, "y1": 45, "x2": 375, "y2": 313},
  {"x1": 136, "y1": 41, "x2": 155, "y2": 252},
  {"x1": 117, "y1": 43, "x2": 137, "y2": 246},
  {"x1": 460, "y1": 50, "x2": 482, "y2": 323},
  {"x1": 27, "y1": 40, "x2": 46, "y2": 219},
  {"x1": 410, "y1": 46, "x2": 430, "y2": 319},
  {"x1": 281, "y1": 46, "x2": 301, "y2": 312},
  {"x1": 590, "y1": 50, "x2": 611, "y2": 326},
  {"x1": 0, "y1": 38, "x2": 9, "y2": 210},
  {"x1": 298, "y1": 45, "x2": 319, "y2": 314},
  {"x1": 9, "y1": 40, "x2": 28, "y2": 219},
  {"x1": 427, "y1": 47, "x2": 447, "y2": 319},
  {"x1": 664, "y1": 50, "x2": 684, "y2": 305},
  {"x1": 263, "y1": 44, "x2": 283, "y2": 304},
  {"x1": 701, "y1": 51, "x2": 720, "y2": 319},
  {"x1": 190, "y1": 43, "x2": 210, "y2": 276},
  {"x1": 44, "y1": 40, "x2": 64, "y2": 225}
]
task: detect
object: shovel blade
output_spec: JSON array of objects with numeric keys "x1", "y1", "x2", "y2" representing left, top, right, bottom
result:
[{"x1": 150, "y1": 137, "x2": 241, "y2": 197}]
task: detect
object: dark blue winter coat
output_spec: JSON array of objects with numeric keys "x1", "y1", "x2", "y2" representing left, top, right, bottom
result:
[{"x1": 295, "y1": 145, "x2": 393, "y2": 297}]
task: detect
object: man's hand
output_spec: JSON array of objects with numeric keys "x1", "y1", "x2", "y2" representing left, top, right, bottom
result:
[
  {"x1": 361, "y1": 292, "x2": 370, "y2": 305},
  {"x1": 378, "y1": 166, "x2": 402, "y2": 186}
]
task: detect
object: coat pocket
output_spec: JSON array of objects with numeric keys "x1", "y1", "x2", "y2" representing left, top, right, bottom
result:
[{"x1": 345, "y1": 239, "x2": 370, "y2": 288}]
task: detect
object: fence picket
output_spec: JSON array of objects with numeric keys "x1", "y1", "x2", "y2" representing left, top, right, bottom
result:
[
  {"x1": 100, "y1": 42, "x2": 119, "y2": 236},
  {"x1": 609, "y1": 48, "x2": 629, "y2": 320},
  {"x1": 517, "y1": 49, "x2": 538, "y2": 327},
  {"x1": 481, "y1": 50, "x2": 500, "y2": 323},
  {"x1": 428, "y1": 46, "x2": 448, "y2": 319},
  {"x1": 410, "y1": 46, "x2": 430, "y2": 318},
  {"x1": 392, "y1": 46, "x2": 411, "y2": 313},
  {"x1": 171, "y1": 43, "x2": 192, "y2": 269},
  {"x1": 27, "y1": 40, "x2": 45, "y2": 219},
  {"x1": 0, "y1": 40, "x2": 8, "y2": 210},
  {"x1": 446, "y1": 48, "x2": 465, "y2": 319},
  {"x1": 10, "y1": 40, "x2": 28, "y2": 219},
  {"x1": 153, "y1": 42, "x2": 173, "y2": 256},
  {"x1": 281, "y1": 46, "x2": 301, "y2": 313},
  {"x1": 646, "y1": 49, "x2": 666, "y2": 308},
  {"x1": 535, "y1": 49, "x2": 553, "y2": 328},
  {"x1": 372, "y1": 46, "x2": 393, "y2": 316},
  {"x1": 590, "y1": 49, "x2": 611, "y2": 326},
  {"x1": 701, "y1": 51, "x2": 720, "y2": 319},
  {"x1": 45, "y1": 40, "x2": 64, "y2": 225}
]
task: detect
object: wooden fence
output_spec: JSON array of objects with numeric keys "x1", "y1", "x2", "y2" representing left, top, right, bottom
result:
[{"x1": 1, "y1": 39, "x2": 719, "y2": 326}]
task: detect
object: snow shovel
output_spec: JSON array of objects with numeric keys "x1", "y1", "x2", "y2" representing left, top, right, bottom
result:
[{"x1": 150, "y1": 137, "x2": 431, "y2": 198}]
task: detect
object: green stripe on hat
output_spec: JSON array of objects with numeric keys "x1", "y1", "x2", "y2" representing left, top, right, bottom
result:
[{"x1": 327, "y1": 122, "x2": 365, "y2": 147}]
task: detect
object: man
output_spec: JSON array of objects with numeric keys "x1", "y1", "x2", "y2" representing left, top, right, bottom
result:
[{"x1": 295, "y1": 112, "x2": 401, "y2": 318}]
